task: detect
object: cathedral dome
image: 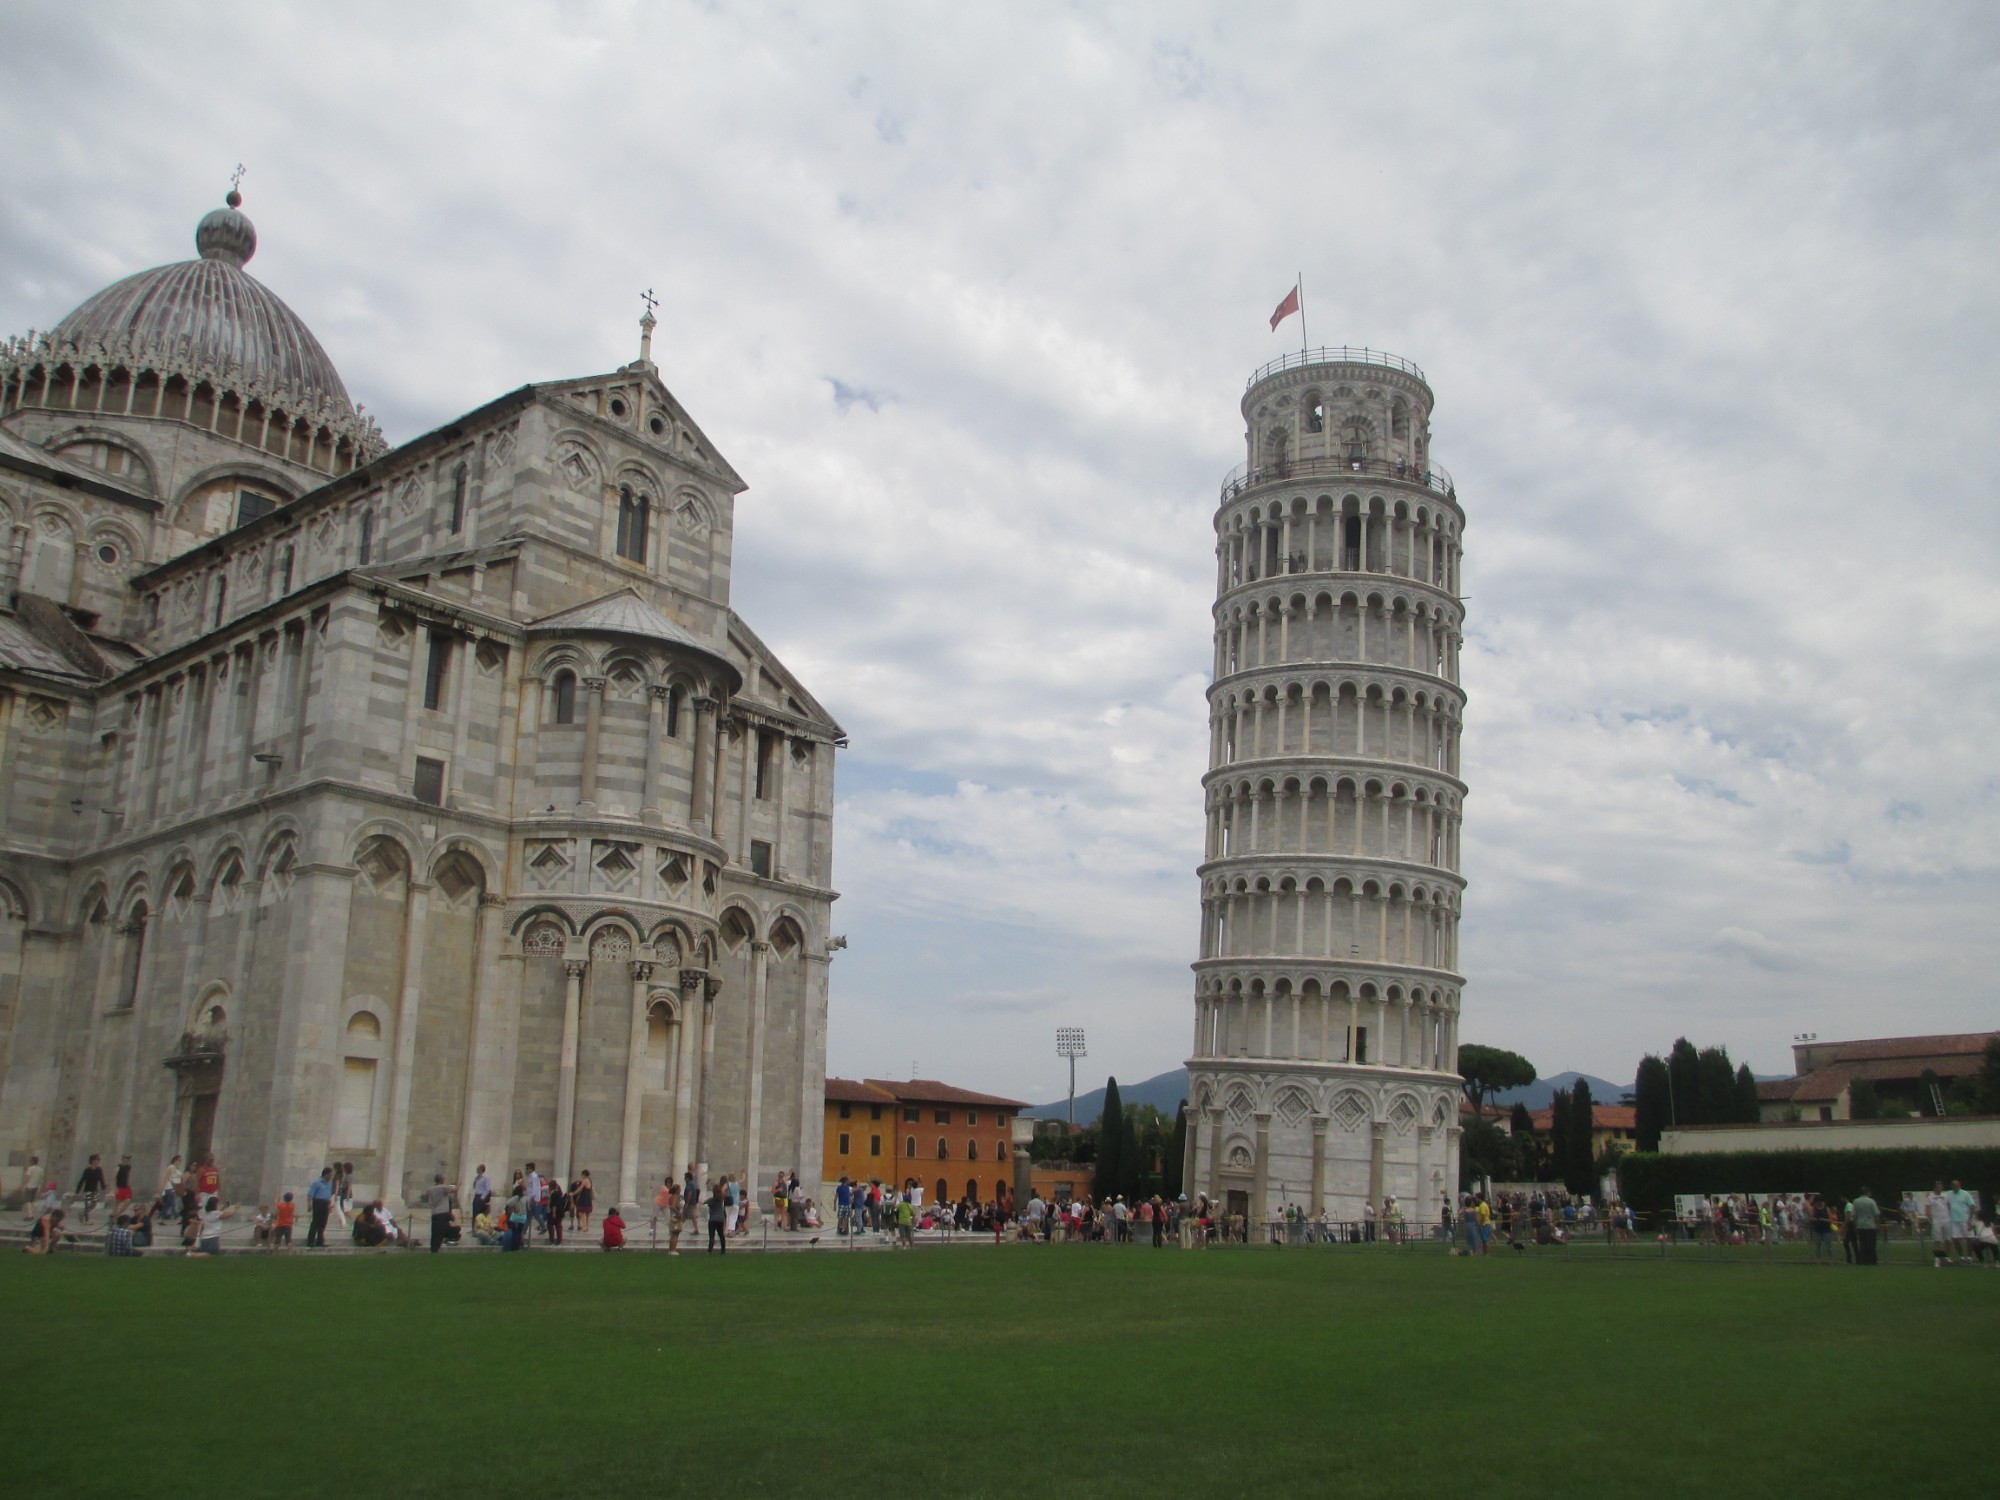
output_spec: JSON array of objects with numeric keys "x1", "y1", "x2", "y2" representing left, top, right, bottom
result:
[{"x1": 49, "y1": 191, "x2": 354, "y2": 415}]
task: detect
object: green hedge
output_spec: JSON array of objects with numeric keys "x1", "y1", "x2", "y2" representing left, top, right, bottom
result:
[{"x1": 1616, "y1": 1148, "x2": 2000, "y2": 1217}]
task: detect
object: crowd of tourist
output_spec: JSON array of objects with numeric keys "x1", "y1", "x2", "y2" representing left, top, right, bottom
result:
[{"x1": 17, "y1": 1146, "x2": 1997, "y2": 1266}]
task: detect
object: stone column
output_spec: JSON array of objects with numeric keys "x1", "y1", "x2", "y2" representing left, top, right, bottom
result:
[
  {"x1": 1205, "y1": 1110, "x2": 1223, "y2": 1201},
  {"x1": 618, "y1": 959, "x2": 655, "y2": 1206},
  {"x1": 771, "y1": 735, "x2": 789, "y2": 877},
  {"x1": 697, "y1": 973, "x2": 721, "y2": 1170},
  {"x1": 378, "y1": 879, "x2": 432, "y2": 1208},
  {"x1": 1251, "y1": 1112, "x2": 1271, "y2": 1226},
  {"x1": 554, "y1": 959, "x2": 586, "y2": 1182},
  {"x1": 642, "y1": 684, "x2": 668, "y2": 824},
  {"x1": 578, "y1": 676, "x2": 605, "y2": 808},
  {"x1": 1368, "y1": 1121, "x2": 1387, "y2": 1227},
  {"x1": 671, "y1": 969, "x2": 703, "y2": 1176},
  {"x1": 1310, "y1": 1115, "x2": 1328, "y2": 1215},
  {"x1": 690, "y1": 698, "x2": 715, "y2": 834},
  {"x1": 709, "y1": 718, "x2": 730, "y2": 844},
  {"x1": 736, "y1": 726, "x2": 755, "y2": 863},
  {"x1": 455, "y1": 894, "x2": 507, "y2": 1186},
  {"x1": 742, "y1": 939, "x2": 770, "y2": 1184}
]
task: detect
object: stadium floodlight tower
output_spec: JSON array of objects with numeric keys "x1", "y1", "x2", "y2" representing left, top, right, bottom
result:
[
  {"x1": 1055, "y1": 1027, "x2": 1087, "y2": 1126},
  {"x1": 1184, "y1": 345, "x2": 1468, "y2": 1231}
]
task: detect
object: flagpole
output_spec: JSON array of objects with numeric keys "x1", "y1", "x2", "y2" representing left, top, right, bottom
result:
[{"x1": 1298, "y1": 272, "x2": 1307, "y2": 356}]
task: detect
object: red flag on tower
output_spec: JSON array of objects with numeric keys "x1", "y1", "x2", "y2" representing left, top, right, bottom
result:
[{"x1": 1269, "y1": 283, "x2": 1301, "y2": 330}]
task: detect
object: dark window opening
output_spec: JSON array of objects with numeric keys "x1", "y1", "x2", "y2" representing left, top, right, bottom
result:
[
  {"x1": 277, "y1": 546, "x2": 294, "y2": 594},
  {"x1": 869, "y1": 1104, "x2": 882, "y2": 1121},
  {"x1": 967, "y1": 1140, "x2": 979, "y2": 1160},
  {"x1": 423, "y1": 631, "x2": 451, "y2": 710},
  {"x1": 905, "y1": 1135, "x2": 917, "y2": 1156},
  {"x1": 934, "y1": 1109, "x2": 951, "y2": 1125},
  {"x1": 358, "y1": 510, "x2": 375, "y2": 564},
  {"x1": 903, "y1": 1107, "x2": 919, "y2": 1123},
  {"x1": 117, "y1": 911, "x2": 147, "y2": 1010},
  {"x1": 551, "y1": 670, "x2": 576, "y2": 725},
  {"x1": 615, "y1": 485, "x2": 650, "y2": 563},
  {"x1": 237, "y1": 490, "x2": 276, "y2": 527},
  {"x1": 837, "y1": 1102, "x2": 852, "y2": 1120},
  {"x1": 1354, "y1": 1026, "x2": 1369, "y2": 1065},
  {"x1": 749, "y1": 840, "x2": 772, "y2": 879},
  {"x1": 754, "y1": 729, "x2": 776, "y2": 799},
  {"x1": 1305, "y1": 395, "x2": 1325, "y2": 433},
  {"x1": 665, "y1": 685, "x2": 681, "y2": 738},
  {"x1": 935, "y1": 1137, "x2": 948, "y2": 1158},
  {"x1": 449, "y1": 463, "x2": 467, "y2": 534},
  {"x1": 869, "y1": 1135, "x2": 881, "y2": 1156},
  {"x1": 837, "y1": 1133, "x2": 850, "y2": 1154},
  {"x1": 413, "y1": 756, "x2": 445, "y2": 806},
  {"x1": 212, "y1": 577, "x2": 227, "y2": 629},
  {"x1": 1344, "y1": 517, "x2": 1363, "y2": 570}
]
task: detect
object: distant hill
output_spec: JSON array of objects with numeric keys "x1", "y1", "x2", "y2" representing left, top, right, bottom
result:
[
  {"x1": 1489, "y1": 1071, "x2": 1627, "y2": 1111},
  {"x1": 1026, "y1": 1066, "x2": 1631, "y2": 1122},
  {"x1": 1026, "y1": 1067, "x2": 1190, "y2": 1122}
]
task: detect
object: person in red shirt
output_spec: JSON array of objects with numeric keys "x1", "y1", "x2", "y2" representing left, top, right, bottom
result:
[
  {"x1": 600, "y1": 1204, "x2": 625, "y2": 1251},
  {"x1": 192, "y1": 1153, "x2": 222, "y2": 1206},
  {"x1": 273, "y1": 1192, "x2": 296, "y2": 1249}
]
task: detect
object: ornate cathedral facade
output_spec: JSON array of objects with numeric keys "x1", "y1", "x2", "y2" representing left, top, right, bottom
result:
[
  {"x1": 1185, "y1": 347, "x2": 1466, "y2": 1224},
  {"x1": 0, "y1": 192, "x2": 841, "y2": 1212}
]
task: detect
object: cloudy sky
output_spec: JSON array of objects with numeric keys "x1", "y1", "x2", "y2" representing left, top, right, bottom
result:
[{"x1": 4, "y1": 3, "x2": 1995, "y2": 1102}]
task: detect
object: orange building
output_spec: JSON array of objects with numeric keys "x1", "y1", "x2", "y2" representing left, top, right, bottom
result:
[{"x1": 822, "y1": 1077, "x2": 1028, "y2": 1207}]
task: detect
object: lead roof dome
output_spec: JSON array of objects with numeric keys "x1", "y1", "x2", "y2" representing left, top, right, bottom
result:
[{"x1": 49, "y1": 192, "x2": 355, "y2": 415}]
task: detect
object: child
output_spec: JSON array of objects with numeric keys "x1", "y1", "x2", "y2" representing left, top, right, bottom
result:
[
  {"x1": 273, "y1": 1192, "x2": 296, "y2": 1249},
  {"x1": 600, "y1": 1203, "x2": 626, "y2": 1251},
  {"x1": 194, "y1": 1195, "x2": 234, "y2": 1255},
  {"x1": 251, "y1": 1205, "x2": 274, "y2": 1246}
]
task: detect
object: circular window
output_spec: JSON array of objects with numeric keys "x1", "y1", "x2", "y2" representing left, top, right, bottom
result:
[
  {"x1": 649, "y1": 415, "x2": 666, "y2": 436},
  {"x1": 96, "y1": 543, "x2": 119, "y2": 566},
  {"x1": 609, "y1": 398, "x2": 627, "y2": 418}
]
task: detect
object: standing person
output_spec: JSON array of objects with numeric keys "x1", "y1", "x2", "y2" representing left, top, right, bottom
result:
[
  {"x1": 574, "y1": 1170, "x2": 595, "y2": 1235},
  {"x1": 1809, "y1": 1195, "x2": 1834, "y2": 1262},
  {"x1": 75, "y1": 1154, "x2": 108, "y2": 1223},
  {"x1": 332, "y1": 1162, "x2": 354, "y2": 1230},
  {"x1": 112, "y1": 1155, "x2": 134, "y2": 1215},
  {"x1": 896, "y1": 1191, "x2": 916, "y2": 1248},
  {"x1": 305, "y1": 1168, "x2": 334, "y2": 1248},
  {"x1": 1850, "y1": 1187, "x2": 1880, "y2": 1266},
  {"x1": 682, "y1": 1164, "x2": 699, "y2": 1227},
  {"x1": 545, "y1": 1177, "x2": 568, "y2": 1244},
  {"x1": 427, "y1": 1174, "x2": 458, "y2": 1254},
  {"x1": 192, "y1": 1152, "x2": 223, "y2": 1210},
  {"x1": 723, "y1": 1175, "x2": 740, "y2": 1238},
  {"x1": 665, "y1": 1181, "x2": 683, "y2": 1256},
  {"x1": 16, "y1": 1154, "x2": 40, "y2": 1213},
  {"x1": 504, "y1": 1184, "x2": 528, "y2": 1251},
  {"x1": 653, "y1": 1176, "x2": 674, "y2": 1242},
  {"x1": 471, "y1": 1164, "x2": 493, "y2": 1223},
  {"x1": 272, "y1": 1192, "x2": 295, "y2": 1249},
  {"x1": 1925, "y1": 1183, "x2": 1953, "y2": 1268},
  {"x1": 1946, "y1": 1179, "x2": 1978, "y2": 1264},
  {"x1": 193, "y1": 1194, "x2": 233, "y2": 1255},
  {"x1": 706, "y1": 1181, "x2": 726, "y2": 1254},
  {"x1": 523, "y1": 1163, "x2": 544, "y2": 1235},
  {"x1": 158, "y1": 1154, "x2": 183, "y2": 1221}
]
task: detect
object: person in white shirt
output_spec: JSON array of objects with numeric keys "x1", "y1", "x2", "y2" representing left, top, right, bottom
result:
[
  {"x1": 1924, "y1": 1184, "x2": 1952, "y2": 1266},
  {"x1": 1946, "y1": 1180, "x2": 1978, "y2": 1262}
]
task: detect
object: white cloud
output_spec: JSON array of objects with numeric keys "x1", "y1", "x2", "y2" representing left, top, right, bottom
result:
[{"x1": 4, "y1": 1, "x2": 1996, "y2": 1093}]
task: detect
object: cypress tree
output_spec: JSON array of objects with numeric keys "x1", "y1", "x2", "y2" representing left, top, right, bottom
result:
[
  {"x1": 1097, "y1": 1077, "x2": 1124, "y2": 1202},
  {"x1": 1168, "y1": 1101, "x2": 1189, "y2": 1198},
  {"x1": 1696, "y1": 1047, "x2": 1736, "y2": 1125},
  {"x1": 1548, "y1": 1088, "x2": 1571, "y2": 1185},
  {"x1": 1634, "y1": 1054, "x2": 1671, "y2": 1152},
  {"x1": 1667, "y1": 1037, "x2": 1700, "y2": 1128},
  {"x1": 1735, "y1": 1062, "x2": 1762, "y2": 1123},
  {"x1": 1568, "y1": 1079, "x2": 1595, "y2": 1194}
]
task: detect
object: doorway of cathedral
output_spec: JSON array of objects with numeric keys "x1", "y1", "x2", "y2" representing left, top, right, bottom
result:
[
  {"x1": 186, "y1": 1092, "x2": 218, "y2": 1164},
  {"x1": 1226, "y1": 1189, "x2": 1249, "y2": 1221}
]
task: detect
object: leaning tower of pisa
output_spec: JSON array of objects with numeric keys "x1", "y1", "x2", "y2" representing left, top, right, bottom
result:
[{"x1": 1184, "y1": 347, "x2": 1466, "y2": 1231}]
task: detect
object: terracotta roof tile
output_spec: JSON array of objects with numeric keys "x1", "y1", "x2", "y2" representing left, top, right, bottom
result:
[{"x1": 862, "y1": 1078, "x2": 1031, "y2": 1110}]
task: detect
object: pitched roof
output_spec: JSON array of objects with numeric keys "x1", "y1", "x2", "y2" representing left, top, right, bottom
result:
[
  {"x1": 1816, "y1": 1033, "x2": 1995, "y2": 1063},
  {"x1": 862, "y1": 1078, "x2": 1031, "y2": 1110},
  {"x1": 823, "y1": 1078, "x2": 897, "y2": 1105},
  {"x1": 1784, "y1": 1054, "x2": 1985, "y2": 1104},
  {"x1": 1529, "y1": 1105, "x2": 1638, "y2": 1131},
  {"x1": 526, "y1": 588, "x2": 739, "y2": 684}
]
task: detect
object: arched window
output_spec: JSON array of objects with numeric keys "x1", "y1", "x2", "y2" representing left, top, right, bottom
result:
[
  {"x1": 905, "y1": 1136, "x2": 917, "y2": 1158},
  {"x1": 1391, "y1": 399, "x2": 1409, "y2": 439},
  {"x1": 615, "y1": 485, "x2": 650, "y2": 563},
  {"x1": 967, "y1": 1139, "x2": 979, "y2": 1161},
  {"x1": 357, "y1": 509, "x2": 375, "y2": 564},
  {"x1": 551, "y1": 670, "x2": 577, "y2": 725},
  {"x1": 1304, "y1": 392, "x2": 1325, "y2": 433},
  {"x1": 665, "y1": 684, "x2": 681, "y2": 738},
  {"x1": 449, "y1": 463, "x2": 468, "y2": 534},
  {"x1": 936, "y1": 1136, "x2": 948, "y2": 1159}
]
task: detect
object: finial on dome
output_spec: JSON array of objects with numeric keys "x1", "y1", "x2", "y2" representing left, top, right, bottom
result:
[{"x1": 197, "y1": 168, "x2": 257, "y2": 268}]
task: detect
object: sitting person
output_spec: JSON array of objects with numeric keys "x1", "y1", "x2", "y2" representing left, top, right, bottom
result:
[
  {"x1": 23, "y1": 1205, "x2": 64, "y2": 1254},
  {"x1": 354, "y1": 1202, "x2": 387, "y2": 1247},
  {"x1": 105, "y1": 1213, "x2": 141, "y2": 1257},
  {"x1": 251, "y1": 1205, "x2": 275, "y2": 1246},
  {"x1": 600, "y1": 1204, "x2": 626, "y2": 1251},
  {"x1": 472, "y1": 1208, "x2": 501, "y2": 1246},
  {"x1": 375, "y1": 1201, "x2": 412, "y2": 1247}
]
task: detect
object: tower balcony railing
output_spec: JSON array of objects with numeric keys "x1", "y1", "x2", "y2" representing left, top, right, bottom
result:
[
  {"x1": 1247, "y1": 346, "x2": 1428, "y2": 389},
  {"x1": 1220, "y1": 454, "x2": 1456, "y2": 504}
]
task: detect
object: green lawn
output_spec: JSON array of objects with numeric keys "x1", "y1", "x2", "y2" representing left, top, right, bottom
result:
[{"x1": 4, "y1": 1242, "x2": 1992, "y2": 1497}]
